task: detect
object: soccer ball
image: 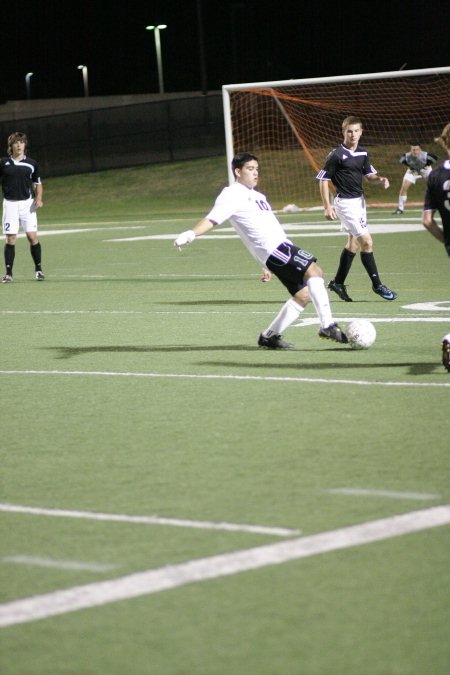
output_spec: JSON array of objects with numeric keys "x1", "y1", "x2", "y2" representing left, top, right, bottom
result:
[{"x1": 346, "y1": 319, "x2": 376, "y2": 350}]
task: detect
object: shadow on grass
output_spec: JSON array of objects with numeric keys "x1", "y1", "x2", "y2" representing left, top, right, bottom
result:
[
  {"x1": 47, "y1": 345, "x2": 256, "y2": 359},
  {"x1": 44, "y1": 346, "x2": 440, "y2": 375},
  {"x1": 200, "y1": 360, "x2": 440, "y2": 375}
]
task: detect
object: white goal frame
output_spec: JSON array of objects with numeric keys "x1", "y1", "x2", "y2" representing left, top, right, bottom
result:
[{"x1": 222, "y1": 66, "x2": 450, "y2": 186}]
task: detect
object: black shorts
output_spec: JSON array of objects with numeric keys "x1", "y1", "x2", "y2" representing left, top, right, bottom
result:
[{"x1": 266, "y1": 242, "x2": 317, "y2": 296}]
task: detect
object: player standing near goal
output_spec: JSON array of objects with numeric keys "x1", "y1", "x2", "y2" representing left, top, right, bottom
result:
[
  {"x1": 393, "y1": 144, "x2": 437, "y2": 214},
  {"x1": 174, "y1": 151, "x2": 348, "y2": 348},
  {"x1": 316, "y1": 116, "x2": 397, "y2": 302},
  {"x1": 1, "y1": 132, "x2": 45, "y2": 283}
]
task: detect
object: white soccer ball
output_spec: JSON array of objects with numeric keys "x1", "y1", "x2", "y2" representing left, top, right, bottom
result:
[{"x1": 346, "y1": 319, "x2": 376, "y2": 350}]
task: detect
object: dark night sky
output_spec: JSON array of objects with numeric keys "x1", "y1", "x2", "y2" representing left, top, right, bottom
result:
[{"x1": 4, "y1": 0, "x2": 449, "y2": 101}]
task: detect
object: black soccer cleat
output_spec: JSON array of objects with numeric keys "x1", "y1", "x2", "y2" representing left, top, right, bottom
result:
[
  {"x1": 392, "y1": 208, "x2": 404, "y2": 215},
  {"x1": 258, "y1": 333, "x2": 295, "y2": 350},
  {"x1": 318, "y1": 323, "x2": 348, "y2": 344},
  {"x1": 442, "y1": 337, "x2": 450, "y2": 373},
  {"x1": 372, "y1": 284, "x2": 397, "y2": 301},
  {"x1": 328, "y1": 279, "x2": 353, "y2": 302}
]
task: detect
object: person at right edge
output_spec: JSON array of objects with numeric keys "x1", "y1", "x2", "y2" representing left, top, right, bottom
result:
[
  {"x1": 316, "y1": 116, "x2": 397, "y2": 303},
  {"x1": 421, "y1": 122, "x2": 450, "y2": 372}
]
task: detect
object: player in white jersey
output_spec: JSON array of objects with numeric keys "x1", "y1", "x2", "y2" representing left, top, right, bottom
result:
[
  {"x1": 174, "y1": 151, "x2": 347, "y2": 348},
  {"x1": 1, "y1": 131, "x2": 45, "y2": 282},
  {"x1": 393, "y1": 143, "x2": 437, "y2": 214},
  {"x1": 317, "y1": 116, "x2": 397, "y2": 302}
]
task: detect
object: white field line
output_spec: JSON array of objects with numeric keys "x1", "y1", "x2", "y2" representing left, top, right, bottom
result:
[
  {"x1": 3, "y1": 556, "x2": 118, "y2": 573},
  {"x1": 107, "y1": 223, "x2": 423, "y2": 242},
  {"x1": 293, "y1": 316, "x2": 450, "y2": 326},
  {"x1": 0, "y1": 504, "x2": 300, "y2": 538},
  {"x1": 1, "y1": 311, "x2": 449, "y2": 322},
  {"x1": 0, "y1": 505, "x2": 448, "y2": 628},
  {"x1": 0, "y1": 369, "x2": 449, "y2": 388},
  {"x1": 327, "y1": 488, "x2": 441, "y2": 501}
]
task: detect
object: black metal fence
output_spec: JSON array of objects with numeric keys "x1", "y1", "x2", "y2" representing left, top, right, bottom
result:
[{"x1": 0, "y1": 93, "x2": 225, "y2": 177}]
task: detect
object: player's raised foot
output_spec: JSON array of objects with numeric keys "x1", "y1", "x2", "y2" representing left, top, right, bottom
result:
[
  {"x1": 372, "y1": 284, "x2": 397, "y2": 301},
  {"x1": 327, "y1": 279, "x2": 352, "y2": 302},
  {"x1": 392, "y1": 208, "x2": 404, "y2": 215},
  {"x1": 2, "y1": 274, "x2": 13, "y2": 283},
  {"x1": 442, "y1": 337, "x2": 450, "y2": 373},
  {"x1": 258, "y1": 333, "x2": 295, "y2": 350},
  {"x1": 318, "y1": 323, "x2": 348, "y2": 344},
  {"x1": 35, "y1": 271, "x2": 45, "y2": 281}
]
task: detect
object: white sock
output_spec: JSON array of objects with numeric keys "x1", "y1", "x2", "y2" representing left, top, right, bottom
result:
[
  {"x1": 263, "y1": 298, "x2": 304, "y2": 337},
  {"x1": 307, "y1": 277, "x2": 333, "y2": 329},
  {"x1": 399, "y1": 195, "x2": 407, "y2": 210}
]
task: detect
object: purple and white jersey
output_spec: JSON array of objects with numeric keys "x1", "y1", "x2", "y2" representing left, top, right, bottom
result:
[{"x1": 206, "y1": 182, "x2": 291, "y2": 265}]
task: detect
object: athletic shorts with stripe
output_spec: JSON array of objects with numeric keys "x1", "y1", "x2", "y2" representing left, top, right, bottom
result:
[{"x1": 265, "y1": 241, "x2": 317, "y2": 296}]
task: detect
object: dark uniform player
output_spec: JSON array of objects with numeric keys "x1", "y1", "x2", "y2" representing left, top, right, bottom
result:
[
  {"x1": 317, "y1": 116, "x2": 397, "y2": 302},
  {"x1": 1, "y1": 131, "x2": 45, "y2": 282},
  {"x1": 422, "y1": 122, "x2": 450, "y2": 372}
]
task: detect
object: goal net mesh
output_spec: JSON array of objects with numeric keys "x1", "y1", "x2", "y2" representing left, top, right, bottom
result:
[{"x1": 227, "y1": 72, "x2": 450, "y2": 209}]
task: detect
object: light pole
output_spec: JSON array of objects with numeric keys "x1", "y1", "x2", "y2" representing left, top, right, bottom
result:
[
  {"x1": 146, "y1": 25, "x2": 167, "y2": 93},
  {"x1": 25, "y1": 72, "x2": 33, "y2": 100},
  {"x1": 77, "y1": 64, "x2": 89, "y2": 97}
]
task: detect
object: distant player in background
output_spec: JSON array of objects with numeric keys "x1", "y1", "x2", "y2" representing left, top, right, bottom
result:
[
  {"x1": 393, "y1": 144, "x2": 437, "y2": 214},
  {"x1": 422, "y1": 123, "x2": 450, "y2": 262},
  {"x1": 317, "y1": 116, "x2": 397, "y2": 302},
  {"x1": 174, "y1": 151, "x2": 348, "y2": 349},
  {"x1": 1, "y1": 131, "x2": 45, "y2": 283}
]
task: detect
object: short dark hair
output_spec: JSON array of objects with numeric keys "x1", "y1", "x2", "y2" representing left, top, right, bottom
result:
[
  {"x1": 342, "y1": 116, "x2": 363, "y2": 130},
  {"x1": 231, "y1": 151, "x2": 258, "y2": 175},
  {"x1": 7, "y1": 131, "x2": 28, "y2": 155}
]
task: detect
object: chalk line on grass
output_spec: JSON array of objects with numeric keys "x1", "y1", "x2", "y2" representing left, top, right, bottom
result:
[
  {"x1": 0, "y1": 370, "x2": 449, "y2": 388},
  {"x1": 0, "y1": 503, "x2": 300, "y2": 537},
  {"x1": 0, "y1": 505, "x2": 448, "y2": 627}
]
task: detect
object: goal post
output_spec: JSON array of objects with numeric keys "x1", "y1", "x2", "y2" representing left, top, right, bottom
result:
[{"x1": 222, "y1": 67, "x2": 450, "y2": 210}]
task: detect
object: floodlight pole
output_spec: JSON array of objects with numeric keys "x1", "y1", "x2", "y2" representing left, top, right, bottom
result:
[
  {"x1": 25, "y1": 72, "x2": 33, "y2": 100},
  {"x1": 146, "y1": 25, "x2": 167, "y2": 93},
  {"x1": 77, "y1": 64, "x2": 89, "y2": 97}
]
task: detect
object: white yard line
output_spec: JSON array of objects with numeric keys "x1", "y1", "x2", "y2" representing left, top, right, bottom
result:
[
  {"x1": 106, "y1": 224, "x2": 423, "y2": 242},
  {"x1": 0, "y1": 504, "x2": 300, "y2": 537},
  {"x1": 3, "y1": 556, "x2": 118, "y2": 573},
  {"x1": 0, "y1": 370, "x2": 449, "y2": 388},
  {"x1": 327, "y1": 488, "x2": 441, "y2": 501},
  {"x1": 0, "y1": 505, "x2": 448, "y2": 628}
]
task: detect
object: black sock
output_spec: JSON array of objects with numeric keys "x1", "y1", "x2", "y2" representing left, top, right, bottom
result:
[
  {"x1": 335, "y1": 249, "x2": 356, "y2": 284},
  {"x1": 30, "y1": 242, "x2": 42, "y2": 271},
  {"x1": 360, "y1": 252, "x2": 381, "y2": 287},
  {"x1": 4, "y1": 243, "x2": 15, "y2": 276}
]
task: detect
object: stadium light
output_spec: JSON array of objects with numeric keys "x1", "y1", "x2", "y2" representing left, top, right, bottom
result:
[
  {"x1": 77, "y1": 64, "x2": 89, "y2": 97},
  {"x1": 146, "y1": 25, "x2": 167, "y2": 93},
  {"x1": 25, "y1": 72, "x2": 33, "y2": 100}
]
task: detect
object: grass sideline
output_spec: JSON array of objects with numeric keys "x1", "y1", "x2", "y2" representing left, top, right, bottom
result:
[{"x1": 0, "y1": 161, "x2": 449, "y2": 674}]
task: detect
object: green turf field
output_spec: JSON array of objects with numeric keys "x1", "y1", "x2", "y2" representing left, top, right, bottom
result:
[{"x1": 1, "y1": 157, "x2": 449, "y2": 675}]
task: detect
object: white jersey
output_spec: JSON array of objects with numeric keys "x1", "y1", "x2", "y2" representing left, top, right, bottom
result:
[{"x1": 206, "y1": 182, "x2": 290, "y2": 264}]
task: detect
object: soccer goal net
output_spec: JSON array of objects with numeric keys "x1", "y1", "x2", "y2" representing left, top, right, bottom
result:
[{"x1": 222, "y1": 67, "x2": 450, "y2": 210}]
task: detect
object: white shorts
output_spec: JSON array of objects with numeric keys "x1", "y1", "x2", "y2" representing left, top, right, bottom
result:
[
  {"x1": 403, "y1": 167, "x2": 432, "y2": 184},
  {"x1": 334, "y1": 196, "x2": 368, "y2": 238},
  {"x1": 2, "y1": 198, "x2": 38, "y2": 235}
]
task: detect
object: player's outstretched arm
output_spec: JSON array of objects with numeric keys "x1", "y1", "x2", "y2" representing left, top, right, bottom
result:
[
  {"x1": 174, "y1": 217, "x2": 214, "y2": 249},
  {"x1": 366, "y1": 174, "x2": 390, "y2": 189}
]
